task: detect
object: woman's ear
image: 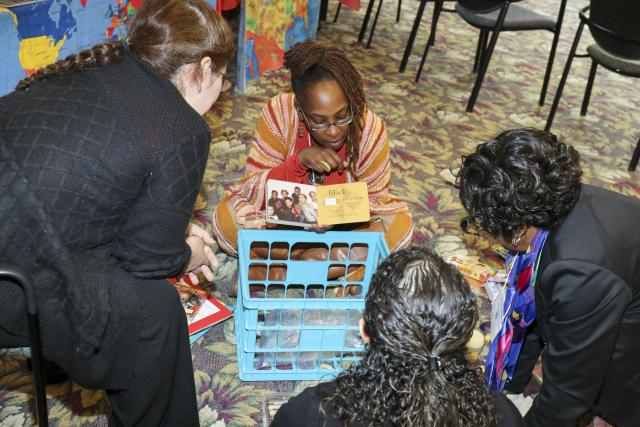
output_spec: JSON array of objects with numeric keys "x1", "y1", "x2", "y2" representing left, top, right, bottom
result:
[
  {"x1": 199, "y1": 56, "x2": 213, "y2": 78},
  {"x1": 359, "y1": 318, "x2": 370, "y2": 344}
]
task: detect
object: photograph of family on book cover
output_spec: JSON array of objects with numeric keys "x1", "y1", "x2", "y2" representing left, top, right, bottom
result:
[{"x1": 265, "y1": 179, "x2": 318, "y2": 227}]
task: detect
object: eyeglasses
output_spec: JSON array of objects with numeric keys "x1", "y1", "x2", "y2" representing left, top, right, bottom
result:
[
  {"x1": 298, "y1": 104, "x2": 354, "y2": 133},
  {"x1": 212, "y1": 65, "x2": 232, "y2": 92}
]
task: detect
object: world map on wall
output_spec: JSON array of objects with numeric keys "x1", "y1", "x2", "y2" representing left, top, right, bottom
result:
[
  {"x1": 241, "y1": 0, "x2": 320, "y2": 90},
  {"x1": 0, "y1": 0, "x2": 144, "y2": 96}
]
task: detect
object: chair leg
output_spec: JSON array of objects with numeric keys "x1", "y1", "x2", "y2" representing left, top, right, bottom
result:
[
  {"x1": 396, "y1": 0, "x2": 401, "y2": 22},
  {"x1": 415, "y1": 0, "x2": 444, "y2": 82},
  {"x1": 473, "y1": 30, "x2": 488, "y2": 73},
  {"x1": 399, "y1": 0, "x2": 427, "y2": 72},
  {"x1": 333, "y1": 2, "x2": 342, "y2": 23},
  {"x1": 466, "y1": 3, "x2": 509, "y2": 112},
  {"x1": 538, "y1": 0, "x2": 568, "y2": 106},
  {"x1": 366, "y1": 0, "x2": 384, "y2": 48},
  {"x1": 545, "y1": 20, "x2": 586, "y2": 131},
  {"x1": 1, "y1": 266, "x2": 49, "y2": 427},
  {"x1": 630, "y1": 137, "x2": 640, "y2": 172},
  {"x1": 580, "y1": 60, "x2": 597, "y2": 116},
  {"x1": 358, "y1": 0, "x2": 376, "y2": 43},
  {"x1": 29, "y1": 312, "x2": 49, "y2": 427}
]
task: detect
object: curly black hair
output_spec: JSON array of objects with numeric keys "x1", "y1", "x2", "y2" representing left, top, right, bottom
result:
[
  {"x1": 458, "y1": 128, "x2": 582, "y2": 241},
  {"x1": 325, "y1": 246, "x2": 496, "y2": 427}
]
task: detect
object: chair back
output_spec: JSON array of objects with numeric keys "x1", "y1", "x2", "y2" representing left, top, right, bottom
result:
[
  {"x1": 590, "y1": 0, "x2": 640, "y2": 59},
  {"x1": 457, "y1": 0, "x2": 506, "y2": 13}
]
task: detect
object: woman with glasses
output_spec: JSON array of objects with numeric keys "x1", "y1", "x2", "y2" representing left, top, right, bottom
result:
[
  {"x1": 458, "y1": 128, "x2": 640, "y2": 426},
  {"x1": 0, "y1": 0, "x2": 234, "y2": 424},
  {"x1": 272, "y1": 246, "x2": 524, "y2": 427},
  {"x1": 213, "y1": 41, "x2": 413, "y2": 257}
]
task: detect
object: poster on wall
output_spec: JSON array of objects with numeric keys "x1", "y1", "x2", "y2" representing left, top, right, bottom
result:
[
  {"x1": 0, "y1": 0, "x2": 217, "y2": 97},
  {"x1": 236, "y1": 0, "x2": 321, "y2": 92}
]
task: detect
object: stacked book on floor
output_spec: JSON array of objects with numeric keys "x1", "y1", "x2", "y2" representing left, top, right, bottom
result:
[{"x1": 169, "y1": 276, "x2": 233, "y2": 344}]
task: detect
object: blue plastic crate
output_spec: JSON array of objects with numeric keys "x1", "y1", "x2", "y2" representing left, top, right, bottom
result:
[{"x1": 234, "y1": 229, "x2": 389, "y2": 381}]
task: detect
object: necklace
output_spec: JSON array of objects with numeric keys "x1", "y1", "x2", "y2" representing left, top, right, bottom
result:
[{"x1": 304, "y1": 127, "x2": 325, "y2": 184}]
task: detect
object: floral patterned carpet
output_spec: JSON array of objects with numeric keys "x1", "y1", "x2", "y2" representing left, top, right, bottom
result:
[{"x1": 1, "y1": 0, "x2": 639, "y2": 425}]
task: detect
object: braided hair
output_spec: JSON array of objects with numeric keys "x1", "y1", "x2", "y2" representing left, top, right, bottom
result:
[
  {"x1": 16, "y1": 0, "x2": 234, "y2": 92},
  {"x1": 15, "y1": 41, "x2": 123, "y2": 91},
  {"x1": 326, "y1": 246, "x2": 496, "y2": 426},
  {"x1": 284, "y1": 41, "x2": 367, "y2": 178}
]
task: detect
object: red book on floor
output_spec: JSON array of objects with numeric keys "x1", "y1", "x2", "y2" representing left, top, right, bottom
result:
[{"x1": 168, "y1": 276, "x2": 233, "y2": 336}]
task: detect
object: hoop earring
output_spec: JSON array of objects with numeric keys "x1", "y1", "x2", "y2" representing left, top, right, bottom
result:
[{"x1": 511, "y1": 235, "x2": 522, "y2": 247}]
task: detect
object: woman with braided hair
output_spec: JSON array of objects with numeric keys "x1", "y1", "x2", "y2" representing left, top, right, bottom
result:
[
  {"x1": 0, "y1": 0, "x2": 233, "y2": 424},
  {"x1": 213, "y1": 41, "x2": 413, "y2": 257},
  {"x1": 272, "y1": 246, "x2": 524, "y2": 426}
]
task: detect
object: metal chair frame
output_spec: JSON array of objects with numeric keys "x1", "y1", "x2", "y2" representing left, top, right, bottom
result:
[
  {"x1": 0, "y1": 265, "x2": 48, "y2": 426},
  {"x1": 414, "y1": 0, "x2": 567, "y2": 112},
  {"x1": 545, "y1": 6, "x2": 640, "y2": 172}
]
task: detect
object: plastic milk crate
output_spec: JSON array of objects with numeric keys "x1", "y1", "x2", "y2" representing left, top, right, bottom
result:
[{"x1": 234, "y1": 229, "x2": 390, "y2": 381}]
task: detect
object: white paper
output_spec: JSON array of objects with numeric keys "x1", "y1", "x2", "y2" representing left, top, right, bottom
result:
[{"x1": 490, "y1": 283, "x2": 507, "y2": 342}]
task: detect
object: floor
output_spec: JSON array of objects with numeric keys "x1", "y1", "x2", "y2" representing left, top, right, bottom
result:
[{"x1": 1, "y1": 0, "x2": 638, "y2": 425}]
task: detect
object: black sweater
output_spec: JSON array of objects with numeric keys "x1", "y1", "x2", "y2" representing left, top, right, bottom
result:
[
  {"x1": 271, "y1": 381, "x2": 525, "y2": 427},
  {"x1": 0, "y1": 50, "x2": 210, "y2": 388}
]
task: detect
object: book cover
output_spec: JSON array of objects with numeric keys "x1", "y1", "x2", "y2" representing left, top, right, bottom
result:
[
  {"x1": 265, "y1": 179, "x2": 370, "y2": 227},
  {"x1": 168, "y1": 276, "x2": 233, "y2": 336},
  {"x1": 265, "y1": 179, "x2": 320, "y2": 227},
  {"x1": 316, "y1": 181, "x2": 370, "y2": 225}
]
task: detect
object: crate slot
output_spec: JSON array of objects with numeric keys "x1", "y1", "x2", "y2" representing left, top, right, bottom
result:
[
  {"x1": 349, "y1": 243, "x2": 369, "y2": 261},
  {"x1": 290, "y1": 242, "x2": 329, "y2": 261},
  {"x1": 270, "y1": 242, "x2": 290, "y2": 260}
]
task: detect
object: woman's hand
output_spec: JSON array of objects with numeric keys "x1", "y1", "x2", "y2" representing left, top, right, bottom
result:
[
  {"x1": 185, "y1": 224, "x2": 219, "y2": 284},
  {"x1": 305, "y1": 224, "x2": 333, "y2": 233},
  {"x1": 298, "y1": 146, "x2": 348, "y2": 174}
]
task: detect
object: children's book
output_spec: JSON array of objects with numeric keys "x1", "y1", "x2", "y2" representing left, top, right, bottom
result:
[
  {"x1": 265, "y1": 179, "x2": 369, "y2": 227},
  {"x1": 168, "y1": 276, "x2": 233, "y2": 336}
]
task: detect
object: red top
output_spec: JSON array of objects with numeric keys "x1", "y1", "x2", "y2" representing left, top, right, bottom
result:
[{"x1": 265, "y1": 124, "x2": 348, "y2": 185}]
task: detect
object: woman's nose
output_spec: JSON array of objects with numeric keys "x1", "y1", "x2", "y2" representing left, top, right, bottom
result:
[{"x1": 326, "y1": 124, "x2": 340, "y2": 138}]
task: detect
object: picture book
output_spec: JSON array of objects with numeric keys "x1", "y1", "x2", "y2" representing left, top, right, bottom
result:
[
  {"x1": 265, "y1": 179, "x2": 370, "y2": 227},
  {"x1": 316, "y1": 181, "x2": 369, "y2": 225},
  {"x1": 168, "y1": 276, "x2": 233, "y2": 337}
]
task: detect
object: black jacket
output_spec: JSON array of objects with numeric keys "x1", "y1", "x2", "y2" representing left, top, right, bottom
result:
[
  {"x1": 524, "y1": 185, "x2": 640, "y2": 426},
  {"x1": 0, "y1": 50, "x2": 210, "y2": 388},
  {"x1": 271, "y1": 381, "x2": 524, "y2": 426}
]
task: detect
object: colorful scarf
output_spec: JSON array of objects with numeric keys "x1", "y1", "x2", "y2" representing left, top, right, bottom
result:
[{"x1": 485, "y1": 229, "x2": 549, "y2": 391}]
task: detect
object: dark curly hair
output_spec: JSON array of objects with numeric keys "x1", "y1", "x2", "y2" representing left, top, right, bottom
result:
[
  {"x1": 458, "y1": 128, "x2": 582, "y2": 241},
  {"x1": 284, "y1": 41, "x2": 366, "y2": 179},
  {"x1": 325, "y1": 246, "x2": 496, "y2": 427}
]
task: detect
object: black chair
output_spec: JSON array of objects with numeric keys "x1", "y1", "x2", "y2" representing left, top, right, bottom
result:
[
  {"x1": 545, "y1": 3, "x2": 640, "y2": 172},
  {"x1": 414, "y1": 0, "x2": 567, "y2": 112},
  {"x1": 399, "y1": 0, "x2": 457, "y2": 73},
  {"x1": 333, "y1": 0, "x2": 403, "y2": 48},
  {"x1": 0, "y1": 265, "x2": 48, "y2": 426}
]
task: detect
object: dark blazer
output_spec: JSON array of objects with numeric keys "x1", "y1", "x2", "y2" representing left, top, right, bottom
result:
[
  {"x1": 0, "y1": 50, "x2": 210, "y2": 388},
  {"x1": 271, "y1": 381, "x2": 524, "y2": 426},
  {"x1": 523, "y1": 185, "x2": 640, "y2": 426}
]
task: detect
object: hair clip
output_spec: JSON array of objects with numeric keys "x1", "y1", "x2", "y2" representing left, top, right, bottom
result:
[{"x1": 121, "y1": 37, "x2": 129, "y2": 51}]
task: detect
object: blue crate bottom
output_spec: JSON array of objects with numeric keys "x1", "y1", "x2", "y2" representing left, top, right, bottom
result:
[{"x1": 235, "y1": 305, "x2": 365, "y2": 381}]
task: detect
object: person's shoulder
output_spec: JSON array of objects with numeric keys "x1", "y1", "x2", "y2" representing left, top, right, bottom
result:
[
  {"x1": 271, "y1": 382, "x2": 336, "y2": 427},
  {"x1": 267, "y1": 93, "x2": 295, "y2": 111}
]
